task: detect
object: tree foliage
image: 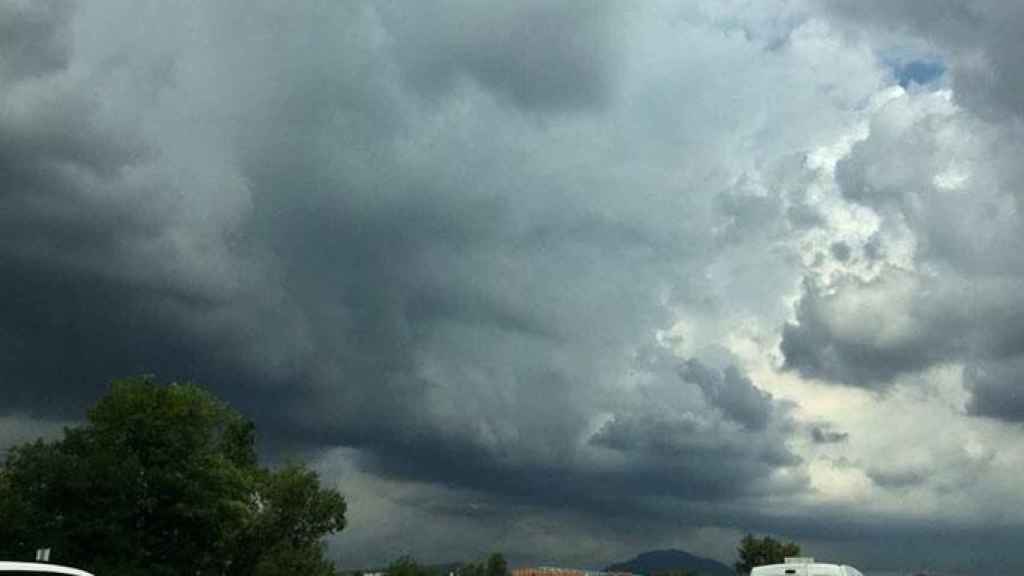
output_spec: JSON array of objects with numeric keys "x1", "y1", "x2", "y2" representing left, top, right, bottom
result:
[
  {"x1": 734, "y1": 534, "x2": 802, "y2": 574},
  {"x1": 458, "y1": 553, "x2": 509, "y2": 576},
  {"x1": 387, "y1": 555, "x2": 441, "y2": 576},
  {"x1": 251, "y1": 541, "x2": 338, "y2": 576},
  {"x1": 0, "y1": 376, "x2": 346, "y2": 576},
  {"x1": 383, "y1": 552, "x2": 507, "y2": 576}
]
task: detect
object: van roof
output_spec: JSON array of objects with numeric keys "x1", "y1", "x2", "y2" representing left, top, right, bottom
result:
[
  {"x1": 752, "y1": 563, "x2": 844, "y2": 568},
  {"x1": 750, "y1": 563, "x2": 847, "y2": 576},
  {"x1": 0, "y1": 562, "x2": 95, "y2": 576}
]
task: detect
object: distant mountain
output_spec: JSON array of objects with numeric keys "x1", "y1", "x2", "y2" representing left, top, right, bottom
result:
[{"x1": 604, "y1": 549, "x2": 734, "y2": 576}]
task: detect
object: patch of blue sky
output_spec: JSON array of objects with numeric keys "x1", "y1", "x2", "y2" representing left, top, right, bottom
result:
[{"x1": 884, "y1": 56, "x2": 946, "y2": 88}]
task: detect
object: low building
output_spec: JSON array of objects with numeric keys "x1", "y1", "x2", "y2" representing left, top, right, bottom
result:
[{"x1": 513, "y1": 567, "x2": 637, "y2": 576}]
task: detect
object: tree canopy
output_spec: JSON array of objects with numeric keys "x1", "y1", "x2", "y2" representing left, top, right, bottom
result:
[
  {"x1": 456, "y1": 553, "x2": 509, "y2": 576},
  {"x1": 734, "y1": 534, "x2": 802, "y2": 574},
  {"x1": 0, "y1": 376, "x2": 346, "y2": 576},
  {"x1": 386, "y1": 555, "x2": 440, "y2": 576}
]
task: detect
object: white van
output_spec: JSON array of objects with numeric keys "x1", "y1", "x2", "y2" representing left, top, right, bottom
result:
[
  {"x1": 0, "y1": 562, "x2": 94, "y2": 576},
  {"x1": 751, "y1": 558, "x2": 864, "y2": 576}
]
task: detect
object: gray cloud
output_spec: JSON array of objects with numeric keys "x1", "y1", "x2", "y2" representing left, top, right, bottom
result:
[
  {"x1": 866, "y1": 467, "x2": 927, "y2": 490},
  {"x1": 821, "y1": 0, "x2": 1024, "y2": 121},
  {"x1": 2, "y1": 0, "x2": 809, "y2": 512},
  {"x1": 809, "y1": 425, "x2": 849, "y2": 444},
  {"x1": 0, "y1": 415, "x2": 69, "y2": 462},
  {"x1": 862, "y1": 234, "x2": 884, "y2": 261},
  {"x1": 0, "y1": 0, "x2": 73, "y2": 81},
  {"x1": 780, "y1": 73, "x2": 1024, "y2": 421},
  {"x1": 377, "y1": 0, "x2": 619, "y2": 112},
  {"x1": 781, "y1": 274, "x2": 964, "y2": 388},
  {"x1": 681, "y1": 360, "x2": 776, "y2": 432},
  {"x1": 964, "y1": 357, "x2": 1024, "y2": 422},
  {"x1": 830, "y1": 242, "x2": 851, "y2": 262}
]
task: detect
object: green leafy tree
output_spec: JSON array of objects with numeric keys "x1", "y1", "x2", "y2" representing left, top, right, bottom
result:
[
  {"x1": 0, "y1": 376, "x2": 346, "y2": 576},
  {"x1": 735, "y1": 534, "x2": 802, "y2": 574},
  {"x1": 459, "y1": 561, "x2": 485, "y2": 576},
  {"x1": 0, "y1": 466, "x2": 33, "y2": 555},
  {"x1": 251, "y1": 541, "x2": 338, "y2": 576},
  {"x1": 227, "y1": 464, "x2": 347, "y2": 575},
  {"x1": 485, "y1": 553, "x2": 508, "y2": 576},
  {"x1": 457, "y1": 552, "x2": 507, "y2": 576},
  {"x1": 388, "y1": 555, "x2": 440, "y2": 576}
]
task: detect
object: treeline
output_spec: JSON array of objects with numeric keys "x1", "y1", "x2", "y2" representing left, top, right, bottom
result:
[{"x1": 348, "y1": 553, "x2": 509, "y2": 576}]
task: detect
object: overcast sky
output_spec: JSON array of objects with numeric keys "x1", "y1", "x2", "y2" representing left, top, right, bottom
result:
[{"x1": 4, "y1": 0, "x2": 1024, "y2": 572}]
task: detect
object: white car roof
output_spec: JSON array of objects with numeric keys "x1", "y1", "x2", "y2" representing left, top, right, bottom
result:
[{"x1": 0, "y1": 562, "x2": 94, "y2": 576}]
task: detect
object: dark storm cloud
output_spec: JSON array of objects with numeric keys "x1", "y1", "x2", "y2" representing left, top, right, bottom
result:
[
  {"x1": 588, "y1": 413, "x2": 799, "y2": 499},
  {"x1": 0, "y1": 258, "x2": 201, "y2": 416},
  {"x1": 0, "y1": 1, "x2": 284, "y2": 421},
  {"x1": 680, "y1": 360, "x2": 775, "y2": 431},
  {"x1": 291, "y1": 350, "x2": 803, "y2": 512},
  {"x1": 866, "y1": 467, "x2": 926, "y2": 490},
  {"x1": 829, "y1": 241, "x2": 851, "y2": 262},
  {"x1": 377, "y1": 0, "x2": 619, "y2": 112},
  {"x1": 0, "y1": 30, "x2": 331, "y2": 487},
  {"x1": 0, "y1": 3, "x2": 140, "y2": 189},
  {"x1": 809, "y1": 424, "x2": 848, "y2": 444},
  {"x1": 781, "y1": 276, "x2": 963, "y2": 388},
  {"x1": 0, "y1": 0, "x2": 72, "y2": 81},
  {"x1": 0, "y1": 5, "x2": 170, "y2": 413},
  {"x1": 11, "y1": 0, "x2": 1024, "y2": 571},
  {"x1": 862, "y1": 234, "x2": 883, "y2": 261},
  {"x1": 964, "y1": 357, "x2": 1024, "y2": 422},
  {"x1": 740, "y1": 510, "x2": 1024, "y2": 574},
  {"x1": 1, "y1": 0, "x2": 805, "y2": 519}
]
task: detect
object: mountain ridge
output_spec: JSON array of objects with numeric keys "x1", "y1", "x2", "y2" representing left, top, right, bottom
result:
[{"x1": 604, "y1": 549, "x2": 733, "y2": 576}]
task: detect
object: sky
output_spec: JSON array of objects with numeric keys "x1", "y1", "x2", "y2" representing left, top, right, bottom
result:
[{"x1": 3, "y1": 0, "x2": 1024, "y2": 573}]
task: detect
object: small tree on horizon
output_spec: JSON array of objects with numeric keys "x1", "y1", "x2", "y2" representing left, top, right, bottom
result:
[
  {"x1": 734, "y1": 534, "x2": 802, "y2": 574},
  {"x1": 486, "y1": 553, "x2": 509, "y2": 576},
  {"x1": 388, "y1": 555, "x2": 441, "y2": 576},
  {"x1": 458, "y1": 552, "x2": 509, "y2": 576}
]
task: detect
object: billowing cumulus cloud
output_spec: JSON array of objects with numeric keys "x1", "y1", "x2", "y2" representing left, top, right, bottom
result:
[
  {"x1": 681, "y1": 360, "x2": 777, "y2": 432},
  {"x1": 781, "y1": 77, "x2": 1024, "y2": 419},
  {"x1": 786, "y1": 5, "x2": 1024, "y2": 424},
  {"x1": 6, "y1": 0, "x2": 1024, "y2": 572},
  {"x1": 821, "y1": 0, "x2": 1024, "y2": 120}
]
